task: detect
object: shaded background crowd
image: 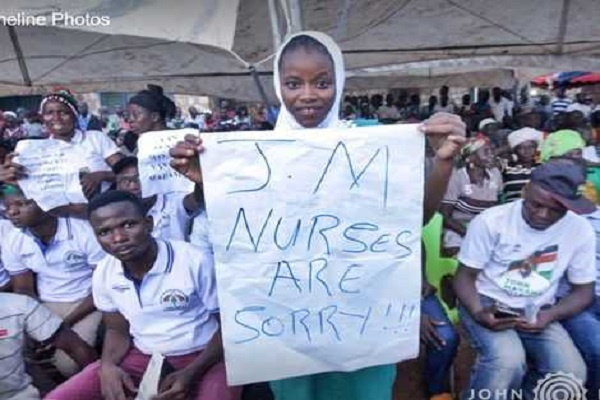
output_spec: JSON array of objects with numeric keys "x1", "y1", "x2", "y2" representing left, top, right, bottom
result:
[{"x1": 1, "y1": 79, "x2": 600, "y2": 400}]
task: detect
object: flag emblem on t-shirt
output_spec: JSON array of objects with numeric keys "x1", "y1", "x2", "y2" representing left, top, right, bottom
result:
[
  {"x1": 506, "y1": 244, "x2": 558, "y2": 280},
  {"x1": 0, "y1": 329, "x2": 8, "y2": 338}
]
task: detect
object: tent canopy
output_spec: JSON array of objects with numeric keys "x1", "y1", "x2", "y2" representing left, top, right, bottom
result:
[{"x1": 0, "y1": 0, "x2": 599, "y2": 101}]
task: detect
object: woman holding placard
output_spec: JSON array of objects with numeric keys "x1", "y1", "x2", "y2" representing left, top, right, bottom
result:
[
  {"x1": 0, "y1": 89, "x2": 124, "y2": 214},
  {"x1": 127, "y1": 84, "x2": 176, "y2": 136},
  {"x1": 169, "y1": 32, "x2": 466, "y2": 400}
]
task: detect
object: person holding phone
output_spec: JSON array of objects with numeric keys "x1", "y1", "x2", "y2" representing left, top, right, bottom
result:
[{"x1": 454, "y1": 159, "x2": 596, "y2": 396}]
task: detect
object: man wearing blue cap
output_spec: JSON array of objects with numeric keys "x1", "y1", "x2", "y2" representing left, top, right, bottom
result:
[{"x1": 454, "y1": 158, "x2": 596, "y2": 397}]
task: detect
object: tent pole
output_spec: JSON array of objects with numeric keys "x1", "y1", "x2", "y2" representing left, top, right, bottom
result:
[
  {"x1": 249, "y1": 66, "x2": 275, "y2": 122},
  {"x1": 288, "y1": 0, "x2": 303, "y2": 33},
  {"x1": 7, "y1": 26, "x2": 32, "y2": 86},
  {"x1": 268, "y1": 0, "x2": 282, "y2": 50},
  {"x1": 555, "y1": 0, "x2": 571, "y2": 54}
]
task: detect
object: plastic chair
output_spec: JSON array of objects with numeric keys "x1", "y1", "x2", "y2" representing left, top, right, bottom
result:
[{"x1": 422, "y1": 213, "x2": 459, "y2": 323}]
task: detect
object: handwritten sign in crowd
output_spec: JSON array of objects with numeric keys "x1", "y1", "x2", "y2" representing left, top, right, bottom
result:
[
  {"x1": 202, "y1": 125, "x2": 425, "y2": 385},
  {"x1": 15, "y1": 139, "x2": 87, "y2": 211},
  {"x1": 137, "y1": 129, "x2": 196, "y2": 197}
]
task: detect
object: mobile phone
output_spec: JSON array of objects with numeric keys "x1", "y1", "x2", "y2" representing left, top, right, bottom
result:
[
  {"x1": 160, "y1": 359, "x2": 176, "y2": 380},
  {"x1": 494, "y1": 306, "x2": 523, "y2": 319}
]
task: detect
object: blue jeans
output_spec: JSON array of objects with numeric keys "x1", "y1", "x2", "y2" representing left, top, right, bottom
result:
[
  {"x1": 459, "y1": 297, "x2": 586, "y2": 399},
  {"x1": 561, "y1": 297, "x2": 600, "y2": 400},
  {"x1": 422, "y1": 294, "x2": 460, "y2": 396}
]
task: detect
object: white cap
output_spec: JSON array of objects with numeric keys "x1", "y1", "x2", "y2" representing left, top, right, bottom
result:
[
  {"x1": 508, "y1": 127, "x2": 544, "y2": 149},
  {"x1": 478, "y1": 118, "x2": 498, "y2": 130}
]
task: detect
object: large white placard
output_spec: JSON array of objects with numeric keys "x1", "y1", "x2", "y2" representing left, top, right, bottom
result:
[
  {"x1": 202, "y1": 125, "x2": 424, "y2": 385},
  {"x1": 137, "y1": 129, "x2": 196, "y2": 197},
  {"x1": 15, "y1": 139, "x2": 86, "y2": 211}
]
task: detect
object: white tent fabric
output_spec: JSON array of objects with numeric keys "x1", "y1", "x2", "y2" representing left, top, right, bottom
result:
[
  {"x1": 0, "y1": 0, "x2": 239, "y2": 48},
  {"x1": 0, "y1": 0, "x2": 599, "y2": 100}
]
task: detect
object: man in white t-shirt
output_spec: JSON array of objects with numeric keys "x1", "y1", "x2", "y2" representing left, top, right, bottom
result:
[
  {"x1": 47, "y1": 190, "x2": 240, "y2": 400},
  {"x1": 0, "y1": 185, "x2": 106, "y2": 377},
  {"x1": 433, "y1": 85, "x2": 456, "y2": 114},
  {"x1": 112, "y1": 156, "x2": 203, "y2": 241},
  {"x1": 490, "y1": 87, "x2": 513, "y2": 122},
  {"x1": 454, "y1": 159, "x2": 596, "y2": 395}
]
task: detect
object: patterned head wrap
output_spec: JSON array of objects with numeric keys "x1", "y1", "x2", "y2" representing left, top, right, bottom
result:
[{"x1": 40, "y1": 88, "x2": 79, "y2": 119}]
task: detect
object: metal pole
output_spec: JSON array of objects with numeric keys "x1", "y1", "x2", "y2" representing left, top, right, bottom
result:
[
  {"x1": 288, "y1": 0, "x2": 303, "y2": 33},
  {"x1": 249, "y1": 66, "x2": 276, "y2": 122},
  {"x1": 8, "y1": 26, "x2": 32, "y2": 86},
  {"x1": 268, "y1": 0, "x2": 282, "y2": 50}
]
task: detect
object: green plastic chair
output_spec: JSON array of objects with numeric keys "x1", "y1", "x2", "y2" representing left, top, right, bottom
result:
[
  {"x1": 422, "y1": 213, "x2": 460, "y2": 323},
  {"x1": 586, "y1": 166, "x2": 600, "y2": 203}
]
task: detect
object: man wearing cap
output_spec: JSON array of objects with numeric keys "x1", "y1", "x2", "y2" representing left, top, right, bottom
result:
[
  {"x1": 478, "y1": 118, "x2": 504, "y2": 149},
  {"x1": 501, "y1": 127, "x2": 543, "y2": 203},
  {"x1": 454, "y1": 159, "x2": 595, "y2": 395}
]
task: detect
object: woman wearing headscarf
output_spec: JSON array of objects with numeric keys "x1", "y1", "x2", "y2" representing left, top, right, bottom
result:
[
  {"x1": 441, "y1": 135, "x2": 502, "y2": 257},
  {"x1": 0, "y1": 89, "x2": 124, "y2": 215},
  {"x1": 540, "y1": 129, "x2": 599, "y2": 203},
  {"x1": 169, "y1": 31, "x2": 466, "y2": 400},
  {"x1": 3, "y1": 111, "x2": 24, "y2": 143},
  {"x1": 127, "y1": 84, "x2": 176, "y2": 136},
  {"x1": 501, "y1": 127, "x2": 543, "y2": 203}
]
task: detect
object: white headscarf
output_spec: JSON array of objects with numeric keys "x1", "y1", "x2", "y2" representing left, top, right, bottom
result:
[
  {"x1": 273, "y1": 31, "x2": 345, "y2": 131},
  {"x1": 508, "y1": 127, "x2": 544, "y2": 149}
]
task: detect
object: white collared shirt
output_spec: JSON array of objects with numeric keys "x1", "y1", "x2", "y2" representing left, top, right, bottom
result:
[
  {"x1": 2, "y1": 218, "x2": 107, "y2": 302},
  {"x1": 0, "y1": 293, "x2": 62, "y2": 398},
  {"x1": 92, "y1": 240, "x2": 219, "y2": 356},
  {"x1": 148, "y1": 193, "x2": 191, "y2": 241},
  {"x1": 189, "y1": 211, "x2": 212, "y2": 253},
  {"x1": 53, "y1": 129, "x2": 119, "y2": 173}
]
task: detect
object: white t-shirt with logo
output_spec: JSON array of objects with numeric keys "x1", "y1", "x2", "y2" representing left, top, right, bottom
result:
[
  {"x1": 2, "y1": 218, "x2": 107, "y2": 302},
  {"x1": 458, "y1": 201, "x2": 596, "y2": 308},
  {"x1": 92, "y1": 240, "x2": 219, "y2": 356},
  {"x1": 148, "y1": 193, "x2": 191, "y2": 241}
]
